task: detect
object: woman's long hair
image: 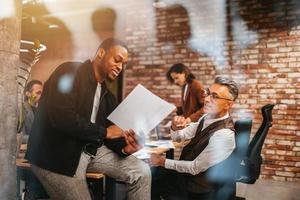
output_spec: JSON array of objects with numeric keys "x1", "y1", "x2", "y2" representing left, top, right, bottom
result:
[{"x1": 166, "y1": 63, "x2": 195, "y2": 84}]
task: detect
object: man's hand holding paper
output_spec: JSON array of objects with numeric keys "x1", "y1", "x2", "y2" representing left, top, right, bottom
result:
[{"x1": 123, "y1": 130, "x2": 142, "y2": 154}]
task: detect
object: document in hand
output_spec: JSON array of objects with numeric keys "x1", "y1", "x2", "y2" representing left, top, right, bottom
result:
[{"x1": 107, "y1": 84, "x2": 175, "y2": 143}]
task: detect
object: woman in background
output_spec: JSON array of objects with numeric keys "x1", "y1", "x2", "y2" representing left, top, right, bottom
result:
[{"x1": 166, "y1": 63, "x2": 205, "y2": 124}]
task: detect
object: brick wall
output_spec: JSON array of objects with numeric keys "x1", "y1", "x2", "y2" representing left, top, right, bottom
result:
[{"x1": 124, "y1": 0, "x2": 300, "y2": 181}]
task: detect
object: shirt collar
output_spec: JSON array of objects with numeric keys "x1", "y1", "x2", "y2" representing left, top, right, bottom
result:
[
  {"x1": 199, "y1": 113, "x2": 230, "y2": 130},
  {"x1": 183, "y1": 84, "x2": 188, "y2": 101}
]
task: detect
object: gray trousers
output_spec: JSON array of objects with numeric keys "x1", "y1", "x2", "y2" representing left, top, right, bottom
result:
[{"x1": 31, "y1": 145, "x2": 151, "y2": 200}]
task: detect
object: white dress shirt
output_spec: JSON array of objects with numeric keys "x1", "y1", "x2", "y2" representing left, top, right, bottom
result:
[
  {"x1": 183, "y1": 84, "x2": 188, "y2": 102},
  {"x1": 90, "y1": 83, "x2": 101, "y2": 123},
  {"x1": 165, "y1": 113, "x2": 235, "y2": 175}
]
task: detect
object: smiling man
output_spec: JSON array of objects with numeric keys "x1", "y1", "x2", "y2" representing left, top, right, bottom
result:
[
  {"x1": 150, "y1": 76, "x2": 239, "y2": 200},
  {"x1": 26, "y1": 38, "x2": 151, "y2": 200}
]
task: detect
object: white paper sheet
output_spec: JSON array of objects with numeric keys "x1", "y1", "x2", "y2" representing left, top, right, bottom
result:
[
  {"x1": 107, "y1": 84, "x2": 175, "y2": 142},
  {"x1": 145, "y1": 140, "x2": 175, "y2": 149},
  {"x1": 132, "y1": 148, "x2": 151, "y2": 160},
  {"x1": 133, "y1": 140, "x2": 174, "y2": 159}
]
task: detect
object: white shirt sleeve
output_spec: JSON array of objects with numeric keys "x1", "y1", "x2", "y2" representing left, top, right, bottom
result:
[
  {"x1": 170, "y1": 122, "x2": 200, "y2": 142},
  {"x1": 165, "y1": 129, "x2": 235, "y2": 175}
]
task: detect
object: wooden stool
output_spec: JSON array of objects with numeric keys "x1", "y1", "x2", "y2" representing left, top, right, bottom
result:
[{"x1": 16, "y1": 159, "x2": 105, "y2": 200}]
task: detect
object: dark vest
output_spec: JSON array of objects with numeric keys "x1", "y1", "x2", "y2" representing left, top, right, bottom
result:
[{"x1": 180, "y1": 116, "x2": 235, "y2": 193}]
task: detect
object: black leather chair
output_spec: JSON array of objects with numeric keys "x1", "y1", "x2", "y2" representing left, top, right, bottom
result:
[
  {"x1": 234, "y1": 104, "x2": 275, "y2": 200},
  {"x1": 235, "y1": 104, "x2": 275, "y2": 184}
]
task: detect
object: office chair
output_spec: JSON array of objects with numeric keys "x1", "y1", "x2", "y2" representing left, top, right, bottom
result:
[
  {"x1": 236, "y1": 104, "x2": 275, "y2": 184},
  {"x1": 207, "y1": 104, "x2": 274, "y2": 200}
]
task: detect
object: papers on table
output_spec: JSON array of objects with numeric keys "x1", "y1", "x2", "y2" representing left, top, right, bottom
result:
[
  {"x1": 107, "y1": 84, "x2": 175, "y2": 144},
  {"x1": 132, "y1": 148, "x2": 151, "y2": 160},
  {"x1": 133, "y1": 140, "x2": 174, "y2": 159},
  {"x1": 145, "y1": 140, "x2": 175, "y2": 149}
]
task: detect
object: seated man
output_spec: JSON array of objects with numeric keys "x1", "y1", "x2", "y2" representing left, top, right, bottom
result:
[
  {"x1": 150, "y1": 76, "x2": 239, "y2": 200},
  {"x1": 22, "y1": 80, "x2": 43, "y2": 143},
  {"x1": 17, "y1": 80, "x2": 48, "y2": 199}
]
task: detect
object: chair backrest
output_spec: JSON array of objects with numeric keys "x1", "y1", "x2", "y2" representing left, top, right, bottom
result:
[
  {"x1": 234, "y1": 119, "x2": 252, "y2": 158},
  {"x1": 247, "y1": 104, "x2": 274, "y2": 161},
  {"x1": 236, "y1": 104, "x2": 275, "y2": 184}
]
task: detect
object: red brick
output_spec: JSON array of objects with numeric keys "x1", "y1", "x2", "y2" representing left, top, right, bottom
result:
[
  {"x1": 124, "y1": 0, "x2": 300, "y2": 182},
  {"x1": 275, "y1": 171, "x2": 296, "y2": 177}
]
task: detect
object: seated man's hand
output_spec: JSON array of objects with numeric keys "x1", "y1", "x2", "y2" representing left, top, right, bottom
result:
[
  {"x1": 123, "y1": 130, "x2": 142, "y2": 154},
  {"x1": 171, "y1": 116, "x2": 188, "y2": 130},
  {"x1": 149, "y1": 154, "x2": 165, "y2": 167},
  {"x1": 185, "y1": 117, "x2": 192, "y2": 124},
  {"x1": 106, "y1": 125, "x2": 124, "y2": 139}
]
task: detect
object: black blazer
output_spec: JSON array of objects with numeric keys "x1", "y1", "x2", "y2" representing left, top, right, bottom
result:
[{"x1": 26, "y1": 60, "x2": 125, "y2": 176}]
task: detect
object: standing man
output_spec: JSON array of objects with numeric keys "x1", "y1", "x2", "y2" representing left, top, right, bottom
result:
[
  {"x1": 26, "y1": 38, "x2": 151, "y2": 200},
  {"x1": 150, "y1": 77, "x2": 239, "y2": 200}
]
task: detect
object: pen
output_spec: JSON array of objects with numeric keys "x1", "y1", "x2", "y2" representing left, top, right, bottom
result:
[
  {"x1": 176, "y1": 122, "x2": 199, "y2": 127},
  {"x1": 186, "y1": 122, "x2": 199, "y2": 126}
]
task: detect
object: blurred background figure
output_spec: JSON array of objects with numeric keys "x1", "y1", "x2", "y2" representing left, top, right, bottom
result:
[
  {"x1": 22, "y1": 80, "x2": 43, "y2": 143},
  {"x1": 166, "y1": 63, "x2": 205, "y2": 125},
  {"x1": 19, "y1": 80, "x2": 48, "y2": 200}
]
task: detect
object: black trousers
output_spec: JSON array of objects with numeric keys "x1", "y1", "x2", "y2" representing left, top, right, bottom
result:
[
  {"x1": 187, "y1": 183, "x2": 236, "y2": 200},
  {"x1": 151, "y1": 167, "x2": 236, "y2": 200},
  {"x1": 18, "y1": 168, "x2": 49, "y2": 199},
  {"x1": 151, "y1": 167, "x2": 187, "y2": 200}
]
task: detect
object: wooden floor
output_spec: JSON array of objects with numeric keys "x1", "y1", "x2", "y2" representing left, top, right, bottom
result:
[{"x1": 236, "y1": 179, "x2": 300, "y2": 200}]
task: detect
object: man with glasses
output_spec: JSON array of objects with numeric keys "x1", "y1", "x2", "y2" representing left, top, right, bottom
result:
[{"x1": 150, "y1": 76, "x2": 239, "y2": 200}]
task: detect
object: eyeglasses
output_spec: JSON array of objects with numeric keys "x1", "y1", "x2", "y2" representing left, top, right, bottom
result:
[{"x1": 204, "y1": 88, "x2": 234, "y2": 101}]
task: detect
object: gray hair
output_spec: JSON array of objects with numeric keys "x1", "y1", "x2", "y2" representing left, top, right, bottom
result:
[{"x1": 214, "y1": 76, "x2": 239, "y2": 101}]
